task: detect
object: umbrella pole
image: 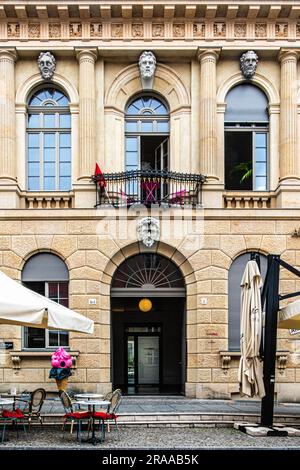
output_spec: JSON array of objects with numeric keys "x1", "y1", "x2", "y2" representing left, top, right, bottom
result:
[{"x1": 260, "y1": 254, "x2": 280, "y2": 427}]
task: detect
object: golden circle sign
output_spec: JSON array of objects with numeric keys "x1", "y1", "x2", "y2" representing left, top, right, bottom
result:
[{"x1": 139, "y1": 298, "x2": 152, "y2": 312}]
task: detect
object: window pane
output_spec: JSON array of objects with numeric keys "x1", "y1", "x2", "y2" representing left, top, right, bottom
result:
[
  {"x1": 48, "y1": 282, "x2": 58, "y2": 298},
  {"x1": 126, "y1": 152, "x2": 138, "y2": 166},
  {"x1": 59, "y1": 283, "x2": 69, "y2": 298},
  {"x1": 256, "y1": 162, "x2": 266, "y2": 177},
  {"x1": 44, "y1": 177, "x2": 55, "y2": 190},
  {"x1": 44, "y1": 114, "x2": 56, "y2": 128},
  {"x1": 255, "y1": 176, "x2": 267, "y2": 191},
  {"x1": 28, "y1": 114, "x2": 40, "y2": 128},
  {"x1": 44, "y1": 162, "x2": 56, "y2": 177},
  {"x1": 59, "y1": 114, "x2": 71, "y2": 128},
  {"x1": 59, "y1": 177, "x2": 71, "y2": 191},
  {"x1": 126, "y1": 137, "x2": 138, "y2": 151},
  {"x1": 256, "y1": 133, "x2": 267, "y2": 147},
  {"x1": 28, "y1": 134, "x2": 40, "y2": 147},
  {"x1": 60, "y1": 133, "x2": 71, "y2": 147},
  {"x1": 60, "y1": 162, "x2": 71, "y2": 177},
  {"x1": 255, "y1": 148, "x2": 267, "y2": 162},
  {"x1": 28, "y1": 177, "x2": 40, "y2": 190},
  {"x1": 59, "y1": 298, "x2": 69, "y2": 308},
  {"x1": 25, "y1": 327, "x2": 45, "y2": 348},
  {"x1": 157, "y1": 121, "x2": 169, "y2": 132},
  {"x1": 44, "y1": 133, "x2": 55, "y2": 147},
  {"x1": 141, "y1": 122, "x2": 153, "y2": 132},
  {"x1": 59, "y1": 332, "x2": 69, "y2": 346},
  {"x1": 49, "y1": 331, "x2": 59, "y2": 347},
  {"x1": 59, "y1": 148, "x2": 71, "y2": 162},
  {"x1": 125, "y1": 121, "x2": 138, "y2": 132},
  {"x1": 28, "y1": 162, "x2": 40, "y2": 177},
  {"x1": 44, "y1": 148, "x2": 56, "y2": 162},
  {"x1": 28, "y1": 148, "x2": 40, "y2": 162}
]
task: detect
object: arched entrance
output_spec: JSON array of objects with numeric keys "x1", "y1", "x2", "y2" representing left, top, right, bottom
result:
[{"x1": 111, "y1": 253, "x2": 186, "y2": 395}]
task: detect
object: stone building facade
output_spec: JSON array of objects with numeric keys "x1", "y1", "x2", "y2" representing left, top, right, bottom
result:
[{"x1": 0, "y1": 0, "x2": 300, "y2": 400}]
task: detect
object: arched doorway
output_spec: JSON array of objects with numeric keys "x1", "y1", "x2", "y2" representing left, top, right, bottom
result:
[{"x1": 111, "y1": 253, "x2": 186, "y2": 395}]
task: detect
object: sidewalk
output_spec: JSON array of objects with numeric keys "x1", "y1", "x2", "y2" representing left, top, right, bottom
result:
[{"x1": 41, "y1": 396, "x2": 300, "y2": 426}]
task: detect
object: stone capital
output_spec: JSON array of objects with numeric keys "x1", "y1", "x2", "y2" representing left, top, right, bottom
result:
[
  {"x1": 75, "y1": 48, "x2": 98, "y2": 63},
  {"x1": 197, "y1": 48, "x2": 220, "y2": 64},
  {"x1": 278, "y1": 49, "x2": 299, "y2": 64},
  {"x1": 0, "y1": 48, "x2": 17, "y2": 62}
]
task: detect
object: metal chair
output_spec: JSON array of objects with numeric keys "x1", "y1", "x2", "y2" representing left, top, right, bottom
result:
[
  {"x1": 93, "y1": 389, "x2": 122, "y2": 438},
  {"x1": 60, "y1": 391, "x2": 91, "y2": 443},
  {"x1": 16, "y1": 388, "x2": 46, "y2": 430}
]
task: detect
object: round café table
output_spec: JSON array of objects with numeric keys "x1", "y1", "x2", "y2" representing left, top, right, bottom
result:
[
  {"x1": 74, "y1": 393, "x2": 104, "y2": 401},
  {"x1": 74, "y1": 399, "x2": 110, "y2": 445}
]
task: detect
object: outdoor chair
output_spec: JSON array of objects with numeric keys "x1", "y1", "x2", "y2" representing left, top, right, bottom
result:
[
  {"x1": 60, "y1": 391, "x2": 91, "y2": 443},
  {"x1": 16, "y1": 388, "x2": 46, "y2": 429},
  {"x1": 92, "y1": 388, "x2": 122, "y2": 438},
  {"x1": 1, "y1": 406, "x2": 28, "y2": 441}
]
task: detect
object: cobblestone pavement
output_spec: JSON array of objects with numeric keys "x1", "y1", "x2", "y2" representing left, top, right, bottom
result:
[{"x1": 0, "y1": 426, "x2": 300, "y2": 449}]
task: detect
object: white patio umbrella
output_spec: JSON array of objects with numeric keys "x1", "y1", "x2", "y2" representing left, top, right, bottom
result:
[
  {"x1": 0, "y1": 270, "x2": 94, "y2": 334},
  {"x1": 238, "y1": 260, "x2": 265, "y2": 398},
  {"x1": 278, "y1": 300, "x2": 300, "y2": 329}
]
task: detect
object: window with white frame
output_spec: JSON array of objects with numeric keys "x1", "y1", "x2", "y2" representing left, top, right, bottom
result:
[
  {"x1": 22, "y1": 253, "x2": 69, "y2": 349},
  {"x1": 27, "y1": 88, "x2": 71, "y2": 191},
  {"x1": 224, "y1": 84, "x2": 269, "y2": 191}
]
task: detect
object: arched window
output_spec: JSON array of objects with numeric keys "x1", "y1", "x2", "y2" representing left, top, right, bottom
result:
[
  {"x1": 224, "y1": 84, "x2": 269, "y2": 191},
  {"x1": 27, "y1": 88, "x2": 71, "y2": 191},
  {"x1": 125, "y1": 95, "x2": 169, "y2": 172},
  {"x1": 22, "y1": 253, "x2": 69, "y2": 349},
  {"x1": 228, "y1": 252, "x2": 267, "y2": 351}
]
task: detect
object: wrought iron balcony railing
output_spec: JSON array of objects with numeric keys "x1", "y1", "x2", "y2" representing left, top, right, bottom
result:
[{"x1": 92, "y1": 170, "x2": 206, "y2": 208}]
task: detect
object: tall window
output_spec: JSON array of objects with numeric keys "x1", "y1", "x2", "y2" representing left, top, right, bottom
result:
[
  {"x1": 27, "y1": 88, "x2": 71, "y2": 191},
  {"x1": 224, "y1": 84, "x2": 269, "y2": 191},
  {"x1": 228, "y1": 253, "x2": 267, "y2": 351},
  {"x1": 125, "y1": 95, "x2": 169, "y2": 172},
  {"x1": 22, "y1": 253, "x2": 69, "y2": 349}
]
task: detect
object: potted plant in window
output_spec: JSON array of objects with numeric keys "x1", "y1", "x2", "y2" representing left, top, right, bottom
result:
[{"x1": 229, "y1": 161, "x2": 253, "y2": 185}]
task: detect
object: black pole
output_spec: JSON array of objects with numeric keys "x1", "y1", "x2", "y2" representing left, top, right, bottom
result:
[{"x1": 260, "y1": 254, "x2": 280, "y2": 427}]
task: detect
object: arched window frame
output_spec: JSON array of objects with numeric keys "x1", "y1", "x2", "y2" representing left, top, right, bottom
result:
[
  {"x1": 26, "y1": 87, "x2": 71, "y2": 191},
  {"x1": 224, "y1": 83, "x2": 269, "y2": 192},
  {"x1": 125, "y1": 94, "x2": 170, "y2": 172},
  {"x1": 22, "y1": 253, "x2": 70, "y2": 350},
  {"x1": 228, "y1": 252, "x2": 267, "y2": 351}
]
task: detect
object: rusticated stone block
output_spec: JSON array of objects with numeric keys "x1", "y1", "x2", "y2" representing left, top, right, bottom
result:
[
  {"x1": 12, "y1": 235, "x2": 37, "y2": 258},
  {"x1": 220, "y1": 235, "x2": 246, "y2": 258},
  {"x1": 66, "y1": 250, "x2": 86, "y2": 269},
  {"x1": 260, "y1": 235, "x2": 287, "y2": 254},
  {"x1": 189, "y1": 250, "x2": 212, "y2": 271},
  {"x1": 52, "y1": 235, "x2": 77, "y2": 258},
  {"x1": 78, "y1": 235, "x2": 99, "y2": 249},
  {"x1": 86, "y1": 250, "x2": 108, "y2": 271},
  {"x1": 211, "y1": 250, "x2": 231, "y2": 269},
  {"x1": 212, "y1": 280, "x2": 228, "y2": 294}
]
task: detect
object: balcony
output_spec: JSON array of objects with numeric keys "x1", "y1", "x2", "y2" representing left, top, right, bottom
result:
[{"x1": 92, "y1": 170, "x2": 206, "y2": 208}]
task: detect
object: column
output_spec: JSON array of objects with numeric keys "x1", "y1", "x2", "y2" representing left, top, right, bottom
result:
[
  {"x1": 0, "y1": 49, "x2": 17, "y2": 181},
  {"x1": 76, "y1": 49, "x2": 97, "y2": 181},
  {"x1": 198, "y1": 49, "x2": 219, "y2": 181},
  {"x1": 279, "y1": 50, "x2": 299, "y2": 181}
]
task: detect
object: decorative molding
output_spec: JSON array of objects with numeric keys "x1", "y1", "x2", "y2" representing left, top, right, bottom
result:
[
  {"x1": 219, "y1": 351, "x2": 289, "y2": 374},
  {"x1": 0, "y1": 19, "x2": 300, "y2": 42},
  {"x1": 277, "y1": 354, "x2": 288, "y2": 374},
  {"x1": 9, "y1": 350, "x2": 79, "y2": 370}
]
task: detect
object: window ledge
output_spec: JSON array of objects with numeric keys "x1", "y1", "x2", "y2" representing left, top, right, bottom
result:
[
  {"x1": 219, "y1": 350, "x2": 289, "y2": 374},
  {"x1": 223, "y1": 191, "x2": 276, "y2": 209},
  {"x1": 9, "y1": 350, "x2": 80, "y2": 370},
  {"x1": 20, "y1": 191, "x2": 74, "y2": 209}
]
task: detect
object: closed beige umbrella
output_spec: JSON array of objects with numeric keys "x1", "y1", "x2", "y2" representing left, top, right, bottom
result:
[{"x1": 238, "y1": 260, "x2": 265, "y2": 398}]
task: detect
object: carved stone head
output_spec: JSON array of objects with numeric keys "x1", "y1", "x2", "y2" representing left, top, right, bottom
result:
[
  {"x1": 240, "y1": 50, "x2": 258, "y2": 79},
  {"x1": 137, "y1": 217, "x2": 160, "y2": 247},
  {"x1": 139, "y1": 51, "x2": 157, "y2": 80},
  {"x1": 38, "y1": 51, "x2": 56, "y2": 80}
]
